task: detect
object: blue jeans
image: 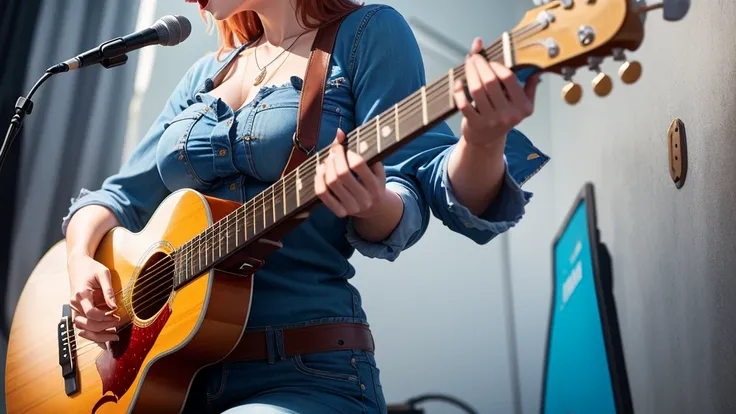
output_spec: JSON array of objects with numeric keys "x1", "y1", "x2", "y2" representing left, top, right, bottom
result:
[{"x1": 183, "y1": 349, "x2": 387, "y2": 413}]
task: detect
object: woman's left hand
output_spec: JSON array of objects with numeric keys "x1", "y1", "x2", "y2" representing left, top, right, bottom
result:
[
  {"x1": 454, "y1": 37, "x2": 540, "y2": 151},
  {"x1": 314, "y1": 129, "x2": 389, "y2": 218}
]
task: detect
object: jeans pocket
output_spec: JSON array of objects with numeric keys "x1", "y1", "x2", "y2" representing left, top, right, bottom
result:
[
  {"x1": 205, "y1": 363, "x2": 229, "y2": 402},
  {"x1": 292, "y1": 352, "x2": 360, "y2": 384}
]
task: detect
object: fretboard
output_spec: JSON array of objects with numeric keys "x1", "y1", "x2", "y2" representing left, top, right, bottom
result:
[{"x1": 172, "y1": 34, "x2": 516, "y2": 287}]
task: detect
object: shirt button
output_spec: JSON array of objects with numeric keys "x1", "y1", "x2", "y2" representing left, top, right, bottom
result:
[
  {"x1": 360, "y1": 384, "x2": 366, "y2": 391},
  {"x1": 178, "y1": 154, "x2": 184, "y2": 160},
  {"x1": 464, "y1": 221, "x2": 473, "y2": 228},
  {"x1": 218, "y1": 149, "x2": 227, "y2": 157},
  {"x1": 243, "y1": 136, "x2": 251, "y2": 141},
  {"x1": 261, "y1": 104, "x2": 267, "y2": 109},
  {"x1": 229, "y1": 183, "x2": 237, "y2": 191}
]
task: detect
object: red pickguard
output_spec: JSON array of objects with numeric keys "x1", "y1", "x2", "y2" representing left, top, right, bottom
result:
[{"x1": 95, "y1": 306, "x2": 172, "y2": 399}]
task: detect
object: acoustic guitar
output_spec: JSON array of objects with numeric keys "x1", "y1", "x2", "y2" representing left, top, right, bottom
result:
[{"x1": 4, "y1": 1, "x2": 685, "y2": 412}]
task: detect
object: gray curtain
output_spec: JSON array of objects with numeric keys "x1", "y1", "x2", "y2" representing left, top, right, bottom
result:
[{"x1": 4, "y1": 0, "x2": 141, "y2": 333}]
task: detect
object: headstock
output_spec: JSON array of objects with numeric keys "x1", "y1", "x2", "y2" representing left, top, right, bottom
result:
[{"x1": 509, "y1": 0, "x2": 690, "y2": 105}]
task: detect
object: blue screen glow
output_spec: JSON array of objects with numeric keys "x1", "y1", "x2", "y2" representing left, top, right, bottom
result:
[{"x1": 543, "y1": 200, "x2": 616, "y2": 414}]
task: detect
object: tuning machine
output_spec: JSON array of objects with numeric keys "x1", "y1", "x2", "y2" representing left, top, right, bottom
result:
[
  {"x1": 587, "y1": 57, "x2": 613, "y2": 97},
  {"x1": 561, "y1": 67, "x2": 582, "y2": 105},
  {"x1": 635, "y1": 0, "x2": 690, "y2": 22},
  {"x1": 612, "y1": 48, "x2": 642, "y2": 84}
]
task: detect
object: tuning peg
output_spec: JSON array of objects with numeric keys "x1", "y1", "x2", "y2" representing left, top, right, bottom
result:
[
  {"x1": 618, "y1": 61, "x2": 642, "y2": 84},
  {"x1": 560, "y1": 67, "x2": 582, "y2": 105},
  {"x1": 592, "y1": 73, "x2": 613, "y2": 97},
  {"x1": 588, "y1": 57, "x2": 613, "y2": 97},
  {"x1": 612, "y1": 48, "x2": 642, "y2": 84}
]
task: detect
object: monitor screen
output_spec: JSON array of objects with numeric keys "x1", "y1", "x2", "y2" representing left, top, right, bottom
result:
[{"x1": 543, "y1": 199, "x2": 617, "y2": 414}]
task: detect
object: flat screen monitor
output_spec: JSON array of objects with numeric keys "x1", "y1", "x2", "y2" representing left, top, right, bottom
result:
[{"x1": 541, "y1": 183, "x2": 633, "y2": 414}]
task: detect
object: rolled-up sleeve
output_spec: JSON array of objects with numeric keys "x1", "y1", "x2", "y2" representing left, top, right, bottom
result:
[
  {"x1": 437, "y1": 148, "x2": 533, "y2": 243},
  {"x1": 345, "y1": 179, "x2": 424, "y2": 261},
  {"x1": 342, "y1": 6, "x2": 548, "y2": 255},
  {"x1": 61, "y1": 61, "x2": 201, "y2": 235}
]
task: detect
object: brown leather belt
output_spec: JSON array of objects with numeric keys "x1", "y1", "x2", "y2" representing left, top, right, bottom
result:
[{"x1": 225, "y1": 323, "x2": 375, "y2": 362}]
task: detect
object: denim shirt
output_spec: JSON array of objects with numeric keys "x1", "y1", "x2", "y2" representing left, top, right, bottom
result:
[{"x1": 62, "y1": 4, "x2": 549, "y2": 329}]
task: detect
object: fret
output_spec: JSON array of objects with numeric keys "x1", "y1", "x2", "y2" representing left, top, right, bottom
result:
[
  {"x1": 281, "y1": 178, "x2": 287, "y2": 216},
  {"x1": 196, "y1": 235, "x2": 201, "y2": 272},
  {"x1": 296, "y1": 168, "x2": 302, "y2": 207},
  {"x1": 394, "y1": 103, "x2": 400, "y2": 142},
  {"x1": 210, "y1": 225, "x2": 215, "y2": 264},
  {"x1": 201, "y1": 229, "x2": 208, "y2": 267},
  {"x1": 262, "y1": 192, "x2": 267, "y2": 229},
  {"x1": 221, "y1": 215, "x2": 227, "y2": 256},
  {"x1": 420, "y1": 86, "x2": 428, "y2": 126},
  {"x1": 187, "y1": 241, "x2": 196, "y2": 277},
  {"x1": 176, "y1": 260, "x2": 182, "y2": 286},
  {"x1": 233, "y1": 210, "x2": 242, "y2": 254},
  {"x1": 251, "y1": 200, "x2": 257, "y2": 237},
  {"x1": 202, "y1": 229, "x2": 209, "y2": 267},
  {"x1": 244, "y1": 203, "x2": 248, "y2": 243},
  {"x1": 375, "y1": 114, "x2": 381, "y2": 155},
  {"x1": 375, "y1": 121, "x2": 381, "y2": 153},
  {"x1": 501, "y1": 31, "x2": 513, "y2": 67},
  {"x1": 448, "y1": 69, "x2": 455, "y2": 108},
  {"x1": 175, "y1": 252, "x2": 181, "y2": 286},
  {"x1": 357, "y1": 125, "x2": 366, "y2": 155},
  {"x1": 225, "y1": 214, "x2": 230, "y2": 255},
  {"x1": 271, "y1": 187, "x2": 276, "y2": 223}
]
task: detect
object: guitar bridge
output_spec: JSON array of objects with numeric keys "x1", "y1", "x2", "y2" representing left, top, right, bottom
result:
[{"x1": 57, "y1": 304, "x2": 79, "y2": 396}]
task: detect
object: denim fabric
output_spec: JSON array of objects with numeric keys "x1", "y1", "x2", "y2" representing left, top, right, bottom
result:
[
  {"x1": 62, "y1": 4, "x2": 549, "y2": 412},
  {"x1": 183, "y1": 329, "x2": 386, "y2": 414}
]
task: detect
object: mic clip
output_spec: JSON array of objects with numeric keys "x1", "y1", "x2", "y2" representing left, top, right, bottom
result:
[
  {"x1": 96, "y1": 37, "x2": 130, "y2": 69},
  {"x1": 101, "y1": 54, "x2": 128, "y2": 69}
]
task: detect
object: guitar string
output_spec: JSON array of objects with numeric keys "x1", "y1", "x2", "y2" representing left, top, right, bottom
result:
[
  {"x1": 91, "y1": 40, "x2": 526, "y2": 322},
  {"x1": 65, "y1": 23, "x2": 546, "y2": 359},
  {"x1": 54, "y1": 44, "x2": 532, "y2": 362},
  {"x1": 41, "y1": 22, "x2": 546, "y2": 366},
  {"x1": 67, "y1": 69, "x2": 537, "y2": 362},
  {"x1": 18, "y1": 20, "x2": 552, "y2": 379},
  {"x1": 104, "y1": 20, "x2": 544, "y2": 302}
]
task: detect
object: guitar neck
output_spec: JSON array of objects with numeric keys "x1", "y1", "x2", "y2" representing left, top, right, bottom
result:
[{"x1": 172, "y1": 35, "x2": 513, "y2": 287}]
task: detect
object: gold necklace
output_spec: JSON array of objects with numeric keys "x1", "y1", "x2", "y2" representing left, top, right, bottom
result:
[{"x1": 253, "y1": 32, "x2": 307, "y2": 86}]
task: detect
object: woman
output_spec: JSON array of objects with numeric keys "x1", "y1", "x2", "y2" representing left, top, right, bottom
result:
[{"x1": 63, "y1": 0, "x2": 548, "y2": 412}]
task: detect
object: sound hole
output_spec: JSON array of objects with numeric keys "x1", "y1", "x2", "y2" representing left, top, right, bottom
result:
[{"x1": 131, "y1": 252, "x2": 175, "y2": 320}]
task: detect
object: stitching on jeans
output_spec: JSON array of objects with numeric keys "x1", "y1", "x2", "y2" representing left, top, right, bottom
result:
[
  {"x1": 292, "y1": 355, "x2": 359, "y2": 384},
  {"x1": 206, "y1": 365, "x2": 229, "y2": 401},
  {"x1": 352, "y1": 351, "x2": 368, "y2": 414}
]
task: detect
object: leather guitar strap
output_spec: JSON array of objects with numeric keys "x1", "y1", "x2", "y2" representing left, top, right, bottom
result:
[
  {"x1": 214, "y1": 15, "x2": 349, "y2": 277},
  {"x1": 281, "y1": 16, "x2": 346, "y2": 177}
]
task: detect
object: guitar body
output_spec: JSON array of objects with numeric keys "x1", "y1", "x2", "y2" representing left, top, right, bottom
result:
[{"x1": 5, "y1": 190, "x2": 254, "y2": 413}]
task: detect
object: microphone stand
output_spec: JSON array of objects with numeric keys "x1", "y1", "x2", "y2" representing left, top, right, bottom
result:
[{"x1": 0, "y1": 49, "x2": 129, "y2": 176}]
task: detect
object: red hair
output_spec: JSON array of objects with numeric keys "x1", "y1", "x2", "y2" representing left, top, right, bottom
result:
[{"x1": 213, "y1": 0, "x2": 362, "y2": 57}]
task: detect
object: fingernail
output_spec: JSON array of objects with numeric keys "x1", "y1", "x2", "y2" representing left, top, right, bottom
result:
[{"x1": 114, "y1": 335, "x2": 120, "y2": 342}]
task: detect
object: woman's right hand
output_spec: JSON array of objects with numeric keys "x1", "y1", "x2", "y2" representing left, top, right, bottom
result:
[{"x1": 68, "y1": 252, "x2": 121, "y2": 343}]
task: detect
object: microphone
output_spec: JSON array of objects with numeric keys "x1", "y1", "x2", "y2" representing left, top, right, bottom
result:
[{"x1": 47, "y1": 15, "x2": 191, "y2": 74}]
